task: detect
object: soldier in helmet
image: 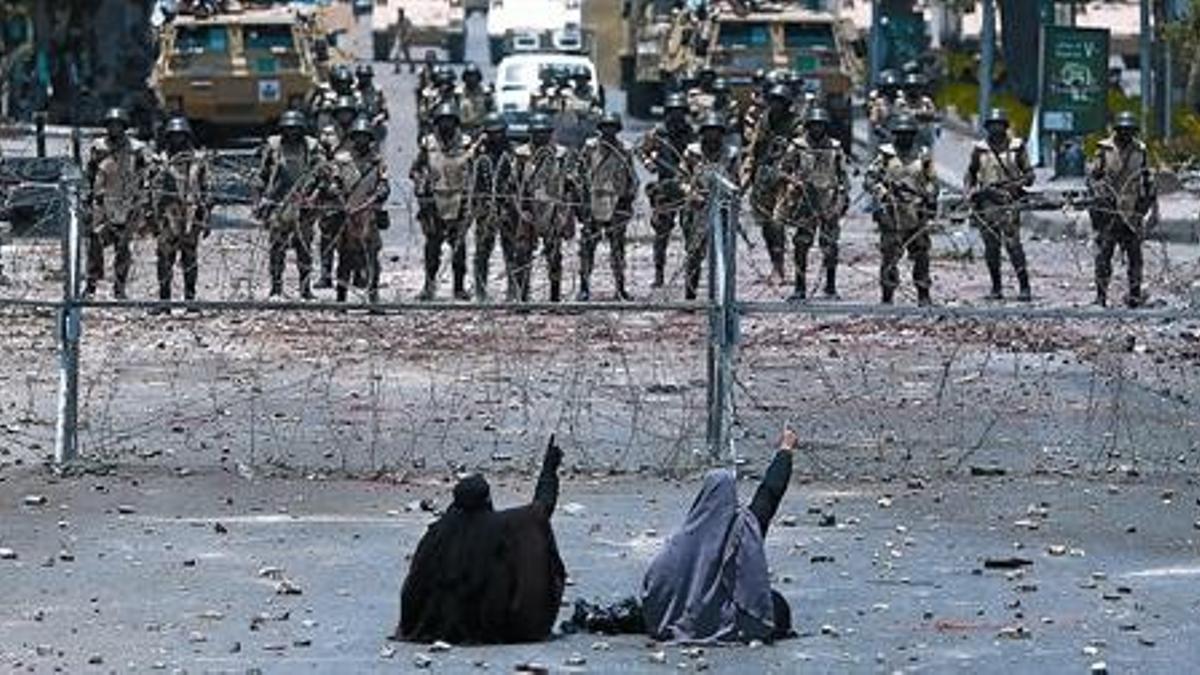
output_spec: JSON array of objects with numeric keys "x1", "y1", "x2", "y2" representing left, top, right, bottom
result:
[
  {"x1": 865, "y1": 113, "x2": 939, "y2": 306},
  {"x1": 680, "y1": 112, "x2": 740, "y2": 300},
  {"x1": 257, "y1": 110, "x2": 322, "y2": 299},
  {"x1": 741, "y1": 84, "x2": 799, "y2": 284},
  {"x1": 411, "y1": 102, "x2": 474, "y2": 301},
  {"x1": 457, "y1": 63, "x2": 495, "y2": 134},
  {"x1": 964, "y1": 108, "x2": 1034, "y2": 302},
  {"x1": 419, "y1": 67, "x2": 460, "y2": 137},
  {"x1": 416, "y1": 51, "x2": 439, "y2": 94},
  {"x1": 355, "y1": 64, "x2": 389, "y2": 136},
  {"x1": 773, "y1": 106, "x2": 850, "y2": 301},
  {"x1": 687, "y1": 66, "x2": 718, "y2": 121},
  {"x1": 637, "y1": 92, "x2": 694, "y2": 288},
  {"x1": 576, "y1": 112, "x2": 639, "y2": 301},
  {"x1": 896, "y1": 73, "x2": 938, "y2": 149},
  {"x1": 739, "y1": 69, "x2": 785, "y2": 144},
  {"x1": 148, "y1": 116, "x2": 211, "y2": 312},
  {"x1": 513, "y1": 113, "x2": 575, "y2": 302},
  {"x1": 330, "y1": 117, "x2": 390, "y2": 304},
  {"x1": 469, "y1": 113, "x2": 520, "y2": 302},
  {"x1": 84, "y1": 107, "x2": 150, "y2": 299},
  {"x1": 314, "y1": 94, "x2": 361, "y2": 288},
  {"x1": 312, "y1": 64, "x2": 356, "y2": 130},
  {"x1": 1087, "y1": 111, "x2": 1156, "y2": 307},
  {"x1": 869, "y1": 70, "x2": 901, "y2": 146}
]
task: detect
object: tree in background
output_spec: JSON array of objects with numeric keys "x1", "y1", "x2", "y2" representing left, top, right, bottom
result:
[{"x1": 1164, "y1": 0, "x2": 1200, "y2": 112}]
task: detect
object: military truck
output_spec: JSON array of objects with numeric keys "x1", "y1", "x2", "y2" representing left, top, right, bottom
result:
[
  {"x1": 149, "y1": 2, "x2": 335, "y2": 137},
  {"x1": 701, "y1": 2, "x2": 856, "y2": 149},
  {"x1": 619, "y1": 0, "x2": 695, "y2": 119},
  {"x1": 372, "y1": 0, "x2": 466, "y2": 63}
]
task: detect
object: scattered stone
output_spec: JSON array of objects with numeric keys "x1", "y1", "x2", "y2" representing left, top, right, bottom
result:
[
  {"x1": 561, "y1": 502, "x2": 587, "y2": 517},
  {"x1": 87, "y1": 655, "x2": 103, "y2": 665},
  {"x1": 187, "y1": 631, "x2": 207, "y2": 643},
  {"x1": 23, "y1": 495, "x2": 47, "y2": 506},
  {"x1": 515, "y1": 662, "x2": 548, "y2": 674},
  {"x1": 35, "y1": 645, "x2": 53, "y2": 657},
  {"x1": 1082, "y1": 645, "x2": 1100, "y2": 656},
  {"x1": 1091, "y1": 662, "x2": 1108, "y2": 675},
  {"x1": 262, "y1": 643, "x2": 287, "y2": 652},
  {"x1": 292, "y1": 638, "x2": 311, "y2": 648},
  {"x1": 1047, "y1": 545, "x2": 1067, "y2": 557},
  {"x1": 1138, "y1": 636, "x2": 1156, "y2": 647},
  {"x1": 820, "y1": 624, "x2": 840, "y2": 637},
  {"x1": 565, "y1": 654, "x2": 587, "y2": 666},
  {"x1": 590, "y1": 641, "x2": 611, "y2": 651},
  {"x1": 969, "y1": 465, "x2": 1007, "y2": 477},
  {"x1": 429, "y1": 641, "x2": 452, "y2": 653},
  {"x1": 997, "y1": 624, "x2": 1031, "y2": 640},
  {"x1": 779, "y1": 514, "x2": 798, "y2": 527},
  {"x1": 810, "y1": 554, "x2": 835, "y2": 564},
  {"x1": 275, "y1": 578, "x2": 303, "y2": 595},
  {"x1": 876, "y1": 496, "x2": 893, "y2": 509},
  {"x1": 413, "y1": 653, "x2": 433, "y2": 669},
  {"x1": 818, "y1": 513, "x2": 837, "y2": 527},
  {"x1": 116, "y1": 504, "x2": 137, "y2": 514},
  {"x1": 648, "y1": 651, "x2": 667, "y2": 664},
  {"x1": 1013, "y1": 519, "x2": 1040, "y2": 530},
  {"x1": 0, "y1": 548, "x2": 17, "y2": 560},
  {"x1": 58, "y1": 550, "x2": 74, "y2": 562},
  {"x1": 198, "y1": 610, "x2": 224, "y2": 620},
  {"x1": 378, "y1": 646, "x2": 396, "y2": 659},
  {"x1": 680, "y1": 647, "x2": 705, "y2": 659},
  {"x1": 983, "y1": 557, "x2": 1033, "y2": 569},
  {"x1": 213, "y1": 522, "x2": 228, "y2": 535},
  {"x1": 229, "y1": 642, "x2": 241, "y2": 654}
]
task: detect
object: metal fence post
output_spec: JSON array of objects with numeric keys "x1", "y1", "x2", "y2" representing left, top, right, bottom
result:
[
  {"x1": 706, "y1": 171, "x2": 739, "y2": 462},
  {"x1": 55, "y1": 180, "x2": 82, "y2": 464}
]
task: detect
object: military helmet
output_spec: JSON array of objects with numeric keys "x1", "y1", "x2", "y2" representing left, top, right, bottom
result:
[
  {"x1": 903, "y1": 72, "x2": 926, "y2": 88},
  {"x1": 462, "y1": 62, "x2": 482, "y2": 81},
  {"x1": 752, "y1": 68, "x2": 767, "y2": 84},
  {"x1": 334, "y1": 94, "x2": 359, "y2": 114},
  {"x1": 355, "y1": 63, "x2": 374, "y2": 79},
  {"x1": 103, "y1": 107, "x2": 130, "y2": 128},
  {"x1": 697, "y1": 66, "x2": 717, "y2": 80},
  {"x1": 350, "y1": 116, "x2": 374, "y2": 139},
  {"x1": 528, "y1": 113, "x2": 553, "y2": 133},
  {"x1": 483, "y1": 112, "x2": 507, "y2": 133},
  {"x1": 164, "y1": 116, "x2": 192, "y2": 137},
  {"x1": 435, "y1": 65, "x2": 456, "y2": 84},
  {"x1": 698, "y1": 111, "x2": 726, "y2": 133},
  {"x1": 434, "y1": 102, "x2": 461, "y2": 122},
  {"x1": 804, "y1": 107, "x2": 831, "y2": 126},
  {"x1": 879, "y1": 70, "x2": 900, "y2": 87},
  {"x1": 767, "y1": 84, "x2": 791, "y2": 101},
  {"x1": 983, "y1": 107, "x2": 1009, "y2": 127},
  {"x1": 1114, "y1": 111, "x2": 1139, "y2": 130},
  {"x1": 664, "y1": 92, "x2": 688, "y2": 111},
  {"x1": 712, "y1": 77, "x2": 730, "y2": 93},
  {"x1": 890, "y1": 113, "x2": 918, "y2": 133},
  {"x1": 597, "y1": 111, "x2": 623, "y2": 130},
  {"x1": 279, "y1": 110, "x2": 307, "y2": 129},
  {"x1": 331, "y1": 64, "x2": 353, "y2": 84}
]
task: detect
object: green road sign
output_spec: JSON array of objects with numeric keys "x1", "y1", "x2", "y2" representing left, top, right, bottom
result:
[{"x1": 1041, "y1": 26, "x2": 1109, "y2": 134}]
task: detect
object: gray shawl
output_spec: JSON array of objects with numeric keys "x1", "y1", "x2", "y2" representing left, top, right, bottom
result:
[{"x1": 640, "y1": 470, "x2": 775, "y2": 643}]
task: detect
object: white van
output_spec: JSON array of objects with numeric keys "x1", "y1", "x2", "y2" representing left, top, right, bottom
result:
[
  {"x1": 495, "y1": 52, "x2": 600, "y2": 137},
  {"x1": 485, "y1": 0, "x2": 583, "y2": 63}
]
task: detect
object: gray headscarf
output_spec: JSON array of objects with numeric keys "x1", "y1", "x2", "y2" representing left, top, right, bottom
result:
[{"x1": 640, "y1": 469, "x2": 775, "y2": 643}]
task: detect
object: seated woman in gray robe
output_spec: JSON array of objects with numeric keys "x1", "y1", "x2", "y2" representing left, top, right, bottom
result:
[{"x1": 640, "y1": 429, "x2": 796, "y2": 643}]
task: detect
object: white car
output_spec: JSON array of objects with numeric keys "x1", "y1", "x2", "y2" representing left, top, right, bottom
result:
[
  {"x1": 494, "y1": 52, "x2": 600, "y2": 138},
  {"x1": 486, "y1": 0, "x2": 582, "y2": 63}
]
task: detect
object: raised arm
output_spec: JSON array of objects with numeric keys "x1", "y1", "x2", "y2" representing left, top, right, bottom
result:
[
  {"x1": 748, "y1": 428, "x2": 796, "y2": 536},
  {"x1": 533, "y1": 435, "x2": 564, "y2": 516}
]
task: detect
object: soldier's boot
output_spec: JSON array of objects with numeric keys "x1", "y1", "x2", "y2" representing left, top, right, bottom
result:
[
  {"x1": 917, "y1": 287, "x2": 933, "y2": 307},
  {"x1": 986, "y1": 259, "x2": 1004, "y2": 300},
  {"x1": 788, "y1": 255, "x2": 807, "y2": 303},
  {"x1": 269, "y1": 243, "x2": 286, "y2": 297},
  {"x1": 685, "y1": 258, "x2": 702, "y2": 301},
  {"x1": 577, "y1": 239, "x2": 596, "y2": 302},
  {"x1": 1126, "y1": 245, "x2": 1145, "y2": 308},
  {"x1": 549, "y1": 276, "x2": 562, "y2": 303},
  {"x1": 113, "y1": 281, "x2": 128, "y2": 301},
  {"x1": 769, "y1": 248, "x2": 786, "y2": 286},
  {"x1": 298, "y1": 271, "x2": 314, "y2": 300},
  {"x1": 418, "y1": 240, "x2": 441, "y2": 302},
  {"x1": 473, "y1": 260, "x2": 490, "y2": 303},
  {"x1": 316, "y1": 252, "x2": 334, "y2": 288},
  {"x1": 183, "y1": 268, "x2": 199, "y2": 314},
  {"x1": 452, "y1": 243, "x2": 470, "y2": 301},
  {"x1": 881, "y1": 286, "x2": 895, "y2": 305},
  {"x1": 1094, "y1": 284, "x2": 1108, "y2": 307},
  {"x1": 611, "y1": 230, "x2": 630, "y2": 301},
  {"x1": 823, "y1": 265, "x2": 838, "y2": 299},
  {"x1": 1016, "y1": 270, "x2": 1032, "y2": 302},
  {"x1": 150, "y1": 282, "x2": 171, "y2": 316},
  {"x1": 652, "y1": 237, "x2": 668, "y2": 289},
  {"x1": 336, "y1": 285, "x2": 348, "y2": 303}
]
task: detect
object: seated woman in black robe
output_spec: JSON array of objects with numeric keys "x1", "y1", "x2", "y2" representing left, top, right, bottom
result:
[
  {"x1": 394, "y1": 437, "x2": 566, "y2": 644},
  {"x1": 567, "y1": 427, "x2": 796, "y2": 643}
]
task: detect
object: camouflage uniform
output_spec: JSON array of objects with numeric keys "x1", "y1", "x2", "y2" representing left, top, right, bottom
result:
[
  {"x1": 148, "y1": 122, "x2": 211, "y2": 306},
  {"x1": 85, "y1": 112, "x2": 149, "y2": 299},
  {"x1": 457, "y1": 66, "x2": 494, "y2": 133},
  {"x1": 311, "y1": 65, "x2": 356, "y2": 132},
  {"x1": 576, "y1": 118, "x2": 639, "y2": 301},
  {"x1": 964, "y1": 110, "x2": 1034, "y2": 301},
  {"x1": 636, "y1": 97, "x2": 693, "y2": 288},
  {"x1": 411, "y1": 110, "x2": 474, "y2": 301},
  {"x1": 865, "y1": 120, "x2": 939, "y2": 305},
  {"x1": 680, "y1": 117, "x2": 740, "y2": 300},
  {"x1": 1087, "y1": 115, "x2": 1156, "y2": 307},
  {"x1": 258, "y1": 116, "x2": 322, "y2": 298},
  {"x1": 469, "y1": 117, "x2": 520, "y2": 301},
  {"x1": 773, "y1": 112, "x2": 849, "y2": 300},
  {"x1": 330, "y1": 121, "x2": 390, "y2": 303},
  {"x1": 514, "y1": 119, "x2": 576, "y2": 302},
  {"x1": 315, "y1": 98, "x2": 358, "y2": 288},
  {"x1": 740, "y1": 87, "x2": 798, "y2": 282}
]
